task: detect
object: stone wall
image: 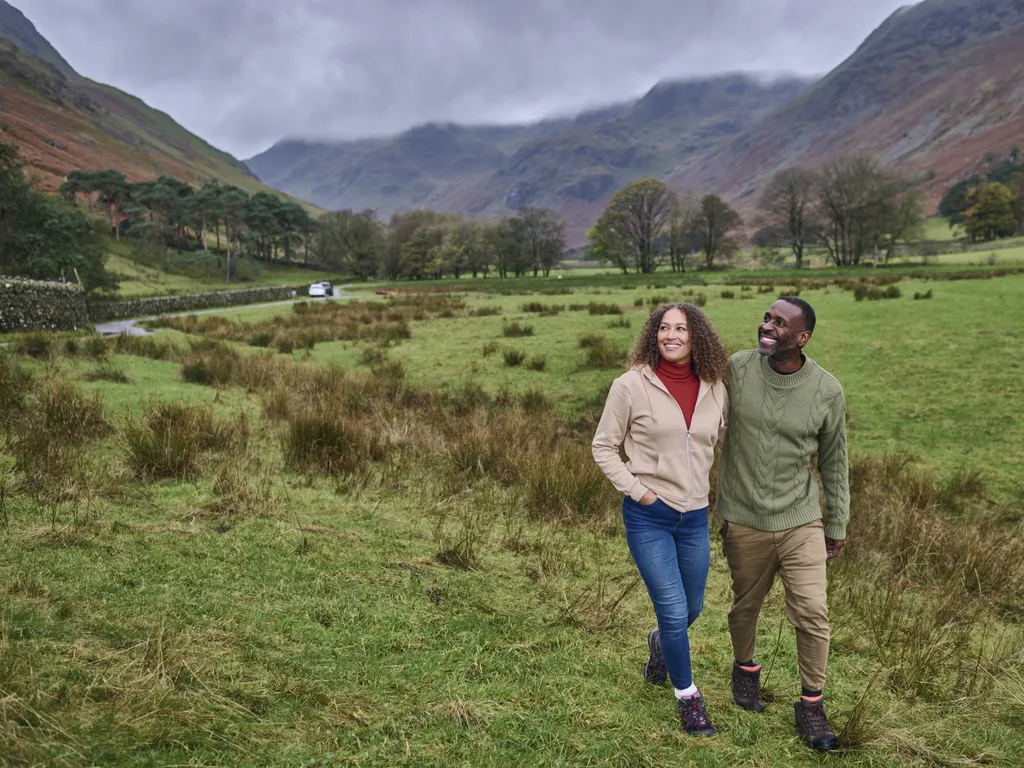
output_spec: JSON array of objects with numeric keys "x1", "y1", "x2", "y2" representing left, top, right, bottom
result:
[
  {"x1": 87, "y1": 284, "x2": 309, "y2": 323},
  {"x1": 0, "y1": 277, "x2": 89, "y2": 332}
]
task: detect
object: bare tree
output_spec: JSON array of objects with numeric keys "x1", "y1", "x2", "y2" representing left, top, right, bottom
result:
[
  {"x1": 694, "y1": 194, "x2": 742, "y2": 269},
  {"x1": 756, "y1": 167, "x2": 818, "y2": 268},
  {"x1": 590, "y1": 179, "x2": 675, "y2": 273}
]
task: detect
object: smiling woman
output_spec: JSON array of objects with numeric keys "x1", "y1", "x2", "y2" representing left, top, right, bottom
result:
[{"x1": 591, "y1": 302, "x2": 729, "y2": 736}]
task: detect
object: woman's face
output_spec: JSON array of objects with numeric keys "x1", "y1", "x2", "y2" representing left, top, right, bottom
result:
[{"x1": 657, "y1": 308, "x2": 691, "y2": 365}]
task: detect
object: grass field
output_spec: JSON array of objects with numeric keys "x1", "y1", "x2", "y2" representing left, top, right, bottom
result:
[
  {"x1": 104, "y1": 241, "x2": 342, "y2": 299},
  {"x1": 2, "y1": 269, "x2": 1023, "y2": 766}
]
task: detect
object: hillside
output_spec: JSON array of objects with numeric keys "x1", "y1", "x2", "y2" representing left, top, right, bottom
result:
[
  {"x1": 0, "y1": 0, "x2": 304, "y2": 203},
  {"x1": 246, "y1": 75, "x2": 808, "y2": 222},
  {"x1": 666, "y1": 0, "x2": 1024, "y2": 217}
]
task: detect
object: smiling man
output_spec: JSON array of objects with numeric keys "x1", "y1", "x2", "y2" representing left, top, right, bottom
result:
[{"x1": 715, "y1": 297, "x2": 849, "y2": 752}]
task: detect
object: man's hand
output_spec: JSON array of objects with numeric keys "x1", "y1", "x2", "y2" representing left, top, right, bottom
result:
[
  {"x1": 639, "y1": 490, "x2": 658, "y2": 505},
  {"x1": 825, "y1": 538, "x2": 845, "y2": 560}
]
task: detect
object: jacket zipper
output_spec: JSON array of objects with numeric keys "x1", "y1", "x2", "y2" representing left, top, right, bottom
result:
[{"x1": 649, "y1": 368, "x2": 705, "y2": 513}]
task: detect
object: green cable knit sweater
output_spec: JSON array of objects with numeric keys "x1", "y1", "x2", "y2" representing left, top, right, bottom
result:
[{"x1": 716, "y1": 350, "x2": 850, "y2": 540}]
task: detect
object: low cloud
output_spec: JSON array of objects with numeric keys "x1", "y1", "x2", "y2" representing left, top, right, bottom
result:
[{"x1": 25, "y1": 0, "x2": 910, "y2": 157}]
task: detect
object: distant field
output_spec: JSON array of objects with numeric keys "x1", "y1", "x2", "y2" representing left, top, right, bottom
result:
[{"x1": 105, "y1": 243, "x2": 342, "y2": 298}]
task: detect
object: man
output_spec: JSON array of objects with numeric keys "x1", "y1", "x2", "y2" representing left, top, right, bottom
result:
[{"x1": 716, "y1": 297, "x2": 849, "y2": 751}]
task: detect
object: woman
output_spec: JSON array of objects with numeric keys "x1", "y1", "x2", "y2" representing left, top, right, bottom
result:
[{"x1": 592, "y1": 303, "x2": 728, "y2": 736}]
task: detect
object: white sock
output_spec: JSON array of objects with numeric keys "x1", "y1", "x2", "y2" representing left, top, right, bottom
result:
[{"x1": 674, "y1": 684, "x2": 699, "y2": 700}]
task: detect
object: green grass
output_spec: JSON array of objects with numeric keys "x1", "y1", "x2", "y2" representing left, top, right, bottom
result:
[
  {"x1": 104, "y1": 241, "x2": 345, "y2": 299},
  {"x1": 2, "y1": 270, "x2": 1023, "y2": 766}
]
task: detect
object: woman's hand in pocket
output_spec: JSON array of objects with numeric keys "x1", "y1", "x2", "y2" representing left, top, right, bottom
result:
[{"x1": 639, "y1": 490, "x2": 658, "y2": 505}]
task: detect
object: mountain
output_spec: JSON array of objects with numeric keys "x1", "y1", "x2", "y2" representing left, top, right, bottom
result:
[
  {"x1": 666, "y1": 0, "x2": 1024, "y2": 215},
  {"x1": 246, "y1": 74, "x2": 809, "y2": 223},
  {"x1": 0, "y1": 0, "x2": 300, "y2": 202},
  {"x1": 249, "y1": 0, "x2": 1024, "y2": 243}
]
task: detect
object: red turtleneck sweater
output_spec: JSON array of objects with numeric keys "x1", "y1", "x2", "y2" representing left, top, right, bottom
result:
[{"x1": 655, "y1": 359, "x2": 700, "y2": 429}]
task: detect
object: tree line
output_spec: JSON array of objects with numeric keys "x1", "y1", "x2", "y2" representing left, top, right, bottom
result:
[
  {"x1": 588, "y1": 154, "x2": 929, "y2": 273},
  {"x1": 938, "y1": 150, "x2": 1024, "y2": 242},
  {"x1": 58, "y1": 165, "x2": 568, "y2": 283}
]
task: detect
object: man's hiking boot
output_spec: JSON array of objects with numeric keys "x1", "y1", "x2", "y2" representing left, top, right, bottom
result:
[
  {"x1": 677, "y1": 692, "x2": 716, "y2": 737},
  {"x1": 794, "y1": 697, "x2": 839, "y2": 751},
  {"x1": 731, "y1": 661, "x2": 766, "y2": 712},
  {"x1": 643, "y1": 628, "x2": 667, "y2": 686}
]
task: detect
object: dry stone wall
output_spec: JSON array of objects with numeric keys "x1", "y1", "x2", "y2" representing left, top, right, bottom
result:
[
  {"x1": 86, "y1": 285, "x2": 309, "y2": 323},
  {"x1": 0, "y1": 277, "x2": 88, "y2": 332}
]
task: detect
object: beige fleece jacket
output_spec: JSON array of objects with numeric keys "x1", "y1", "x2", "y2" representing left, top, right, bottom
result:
[{"x1": 592, "y1": 365, "x2": 728, "y2": 512}]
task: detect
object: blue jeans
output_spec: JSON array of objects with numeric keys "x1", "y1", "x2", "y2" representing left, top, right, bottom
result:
[{"x1": 623, "y1": 497, "x2": 711, "y2": 690}]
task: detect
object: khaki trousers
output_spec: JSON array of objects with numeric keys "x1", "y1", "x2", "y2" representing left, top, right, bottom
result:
[{"x1": 721, "y1": 518, "x2": 829, "y2": 691}]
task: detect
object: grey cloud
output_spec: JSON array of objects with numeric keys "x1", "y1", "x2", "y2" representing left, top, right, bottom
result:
[{"x1": 25, "y1": 0, "x2": 910, "y2": 157}]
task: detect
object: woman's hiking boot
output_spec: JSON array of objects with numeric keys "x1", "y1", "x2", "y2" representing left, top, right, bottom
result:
[
  {"x1": 643, "y1": 628, "x2": 667, "y2": 686},
  {"x1": 731, "y1": 661, "x2": 766, "y2": 712},
  {"x1": 794, "y1": 697, "x2": 839, "y2": 751},
  {"x1": 677, "y1": 692, "x2": 716, "y2": 736}
]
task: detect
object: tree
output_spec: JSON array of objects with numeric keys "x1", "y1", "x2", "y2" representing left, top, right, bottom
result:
[
  {"x1": 938, "y1": 178, "x2": 977, "y2": 228},
  {"x1": 126, "y1": 178, "x2": 178, "y2": 270},
  {"x1": 0, "y1": 142, "x2": 116, "y2": 292},
  {"x1": 756, "y1": 167, "x2": 817, "y2": 268},
  {"x1": 591, "y1": 179, "x2": 675, "y2": 274},
  {"x1": 667, "y1": 195, "x2": 700, "y2": 273},
  {"x1": 400, "y1": 225, "x2": 445, "y2": 279},
  {"x1": 314, "y1": 209, "x2": 385, "y2": 279},
  {"x1": 694, "y1": 194, "x2": 742, "y2": 269},
  {"x1": 219, "y1": 186, "x2": 249, "y2": 281},
  {"x1": 962, "y1": 182, "x2": 1020, "y2": 242},
  {"x1": 516, "y1": 206, "x2": 566, "y2": 277},
  {"x1": 60, "y1": 169, "x2": 130, "y2": 240}
]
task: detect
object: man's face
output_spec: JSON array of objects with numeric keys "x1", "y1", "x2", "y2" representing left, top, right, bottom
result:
[{"x1": 757, "y1": 300, "x2": 810, "y2": 357}]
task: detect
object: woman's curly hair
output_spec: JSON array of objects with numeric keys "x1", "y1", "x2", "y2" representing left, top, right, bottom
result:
[{"x1": 627, "y1": 303, "x2": 728, "y2": 383}]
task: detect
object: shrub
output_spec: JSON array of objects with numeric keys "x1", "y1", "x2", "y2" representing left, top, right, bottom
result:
[
  {"x1": 503, "y1": 348, "x2": 526, "y2": 367},
  {"x1": 647, "y1": 295, "x2": 670, "y2": 307},
  {"x1": 581, "y1": 338, "x2": 624, "y2": 369},
  {"x1": 577, "y1": 333, "x2": 606, "y2": 350},
  {"x1": 692, "y1": 293, "x2": 708, "y2": 307},
  {"x1": 884, "y1": 285, "x2": 902, "y2": 299},
  {"x1": 181, "y1": 343, "x2": 241, "y2": 386},
  {"x1": 0, "y1": 354, "x2": 34, "y2": 425},
  {"x1": 276, "y1": 337, "x2": 296, "y2": 354},
  {"x1": 282, "y1": 408, "x2": 388, "y2": 475},
  {"x1": 540, "y1": 287, "x2": 573, "y2": 296},
  {"x1": 587, "y1": 302, "x2": 622, "y2": 316},
  {"x1": 607, "y1": 317, "x2": 630, "y2": 329},
  {"x1": 359, "y1": 345, "x2": 390, "y2": 367},
  {"x1": 122, "y1": 402, "x2": 243, "y2": 480},
  {"x1": 82, "y1": 336, "x2": 110, "y2": 359},
  {"x1": 525, "y1": 355, "x2": 548, "y2": 372},
  {"x1": 248, "y1": 330, "x2": 275, "y2": 347},
  {"x1": 481, "y1": 341, "x2": 500, "y2": 358},
  {"x1": 81, "y1": 363, "x2": 133, "y2": 384},
  {"x1": 854, "y1": 285, "x2": 869, "y2": 302},
  {"x1": 502, "y1": 322, "x2": 534, "y2": 338},
  {"x1": 634, "y1": 298, "x2": 644, "y2": 307},
  {"x1": 469, "y1": 306, "x2": 501, "y2": 317},
  {"x1": 519, "y1": 388, "x2": 551, "y2": 411},
  {"x1": 12, "y1": 331, "x2": 53, "y2": 359},
  {"x1": 521, "y1": 302, "x2": 546, "y2": 313},
  {"x1": 913, "y1": 290, "x2": 934, "y2": 300},
  {"x1": 757, "y1": 284, "x2": 775, "y2": 294},
  {"x1": 568, "y1": 304, "x2": 588, "y2": 312},
  {"x1": 721, "y1": 290, "x2": 735, "y2": 299}
]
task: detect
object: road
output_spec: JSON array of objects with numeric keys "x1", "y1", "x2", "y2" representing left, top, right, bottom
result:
[{"x1": 92, "y1": 294, "x2": 354, "y2": 337}]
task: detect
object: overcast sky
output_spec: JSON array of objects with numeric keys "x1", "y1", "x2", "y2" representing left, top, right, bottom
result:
[{"x1": 23, "y1": 0, "x2": 912, "y2": 158}]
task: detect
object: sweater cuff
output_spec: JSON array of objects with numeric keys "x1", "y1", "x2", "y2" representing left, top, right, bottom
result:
[
  {"x1": 824, "y1": 521, "x2": 847, "y2": 541},
  {"x1": 628, "y1": 481, "x2": 650, "y2": 503}
]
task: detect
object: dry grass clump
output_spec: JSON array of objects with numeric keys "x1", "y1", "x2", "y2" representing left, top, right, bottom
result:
[
  {"x1": 81, "y1": 362, "x2": 134, "y2": 384},
  {"x1": 502, "y1": 321, "x2": 534, "y2": 338},
  {"x1": 156, "y1": 294, "x2": 463, "y2": 350},
  {"x1": 587, "y1": 302, "x2": 622, "y2": 316},
  {"x1": 577, "y1": 334, "x2": 624, "y2": 369},
  {"x1": 122, "y1": 402, "x2": 247, "y2": 480},
  {"x1": 198, "y1": 456, "x2": 279, "y2": 520},
  {"x1": 282, "y1": 407, "x2": 390, "y2": 475},
  {"x1": 112, "y1": 333, "x2": 184, "y2": 362},
  {"x1": 0, "y1": 353, "x2": 34, "y2": 425},
  {"x1": 10, "y1": 331, "x2": 54, "y2": 359}
]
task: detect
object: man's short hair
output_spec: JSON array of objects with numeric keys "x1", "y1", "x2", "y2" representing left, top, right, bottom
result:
[{"x1": 779, "y1": 296, "x2": 816, "y2": 334}]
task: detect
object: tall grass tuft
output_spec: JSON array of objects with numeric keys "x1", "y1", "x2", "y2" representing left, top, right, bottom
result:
[
  {"x1": 0, "y1": 354, "x2": 34, "y2": 425},
  {"x1": 502, "y1": 321, "x2": 534, "y2": 338},
  {"x1": 503, "y1": 348, "x2": 526, "y2": 367},
  {"x1": 282, "y1": 407, "x2": 389, "y2": 475},
  {"x1": 122, "y1": 402, "x2": 243, "y2": 480}
]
